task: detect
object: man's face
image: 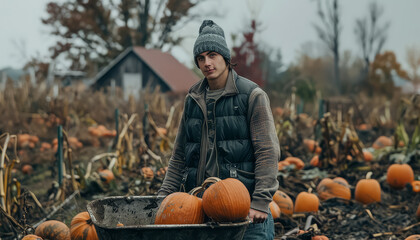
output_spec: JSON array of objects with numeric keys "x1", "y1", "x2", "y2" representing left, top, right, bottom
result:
[{"x1": 196, "y1": 51, "x2": 228, "y2": 81}]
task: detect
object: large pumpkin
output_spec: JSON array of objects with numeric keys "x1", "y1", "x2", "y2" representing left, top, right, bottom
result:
[
  {"x1": 294, "y1": 190, "x2": 319, "y2": 213},
  {"x1": 22, "y1": 235, "x2": 43, "y2": 240},
  {"x1": 406, "y1": 235, "x2": 420, "y2": 240},
  {"x1": 372, "y1": 136, "x2": 393, "y2": 149},
  {"x1": 35, "y1": 220, "x2": 71, "y2": 240},
  {"x1": 269, "y1": 201, "x2": 281, "y2": 220},
  {"x1": 202, "y1": 177, "x2": 250, "y2": 222},
  {"x1": 386, "y1": 163, "x2": 414, "y2": 189},
  {"x1": 155, "y1": 191, "x2": 205, "y2": 224},
  {"x1": 273, "y1": 190, "x2": 294, "y2": 215},
  {"x1": 355, "y1": 172, "x2": 381, "y2": 204},
  {"x1": 312, "y1": 236, "x2": 329, "y2": 240},
  {"x1": 316, "y1": 177, "x2": 351, "y2": 201},
  {"x1": 70, "y1": 211, "x2": 99, "y2": 240},
  {"x1": 284, "y1": 157, "x2": 305, "y2": 170}
]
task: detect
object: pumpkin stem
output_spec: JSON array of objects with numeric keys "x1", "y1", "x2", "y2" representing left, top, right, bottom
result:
[
  {"x1": 201, "y1": 177, "x2": 221, "y2": 189},
  {"x1": 308, "y1": 187, "x2": 313, "y2": 193},
  {"x1": 189, "y1": 186, "x2": 204, "y2": 196},
  {"x1": 366, "y1": 171, "x2": 373, "y2": 180}
]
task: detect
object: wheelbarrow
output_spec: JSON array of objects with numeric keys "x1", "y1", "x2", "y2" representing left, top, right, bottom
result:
[{"x1": 86, "y1": 195, "x2": 249, "y2": 240}]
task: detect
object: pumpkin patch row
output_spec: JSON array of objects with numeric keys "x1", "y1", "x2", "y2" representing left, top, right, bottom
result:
[{"x1": 22, "y1": 211, "x2": 99, "y2": 240}]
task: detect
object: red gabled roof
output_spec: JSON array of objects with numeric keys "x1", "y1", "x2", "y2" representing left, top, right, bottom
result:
[{"x1": 133, "y1": 47, "x2": 199, "y2": 92}]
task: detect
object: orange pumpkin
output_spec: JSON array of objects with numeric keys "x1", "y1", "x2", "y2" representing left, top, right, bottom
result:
[
  {"x1": 316, "y1": 177, "x2": 351, "y2": 201},
  {"x1": 40, "y1": 142, "x2": 52, "y2": 152},
  {"x1": 116, "y1": 223, "x2": 124, "y2": 227},
  {"x1": 312, "y1": 235, "x2": 329, "y2": 240},
  {"x1": 103, "y1": 130, "x2": 117, "y2": 138},
  {"x1": 333, "y1": 177, "x2": 349, "y2": 186},
  {"x1": 416, "y1": 203, "x2": 420, "y2": 220},
  {"x1": 202, "y1": 178, "x2": 250, "y2": 222},
  {"x1": 406, "y1": 235, "x2": 420, "y2": 240},
  {"x1": 372, "y1": 136, "x2": 393, "y2": 149},
  {"x1": 412, "y1": 181, "x2": 420, "y2": 193},
  {"x1": 18, "y1": 134, "x2": 31, "y2": 147},
  {"x1": 357, "y1": 123, "x2": 371, "y2": 131},
  {"x1": 22, "y1": 235, "x2": 43, "y2": 240},
  {"x1": 386, "y1": 163, "x2": 414, "y2": 189},
  {"x1": 363, "y1": 150, "x2": 373, "y2": 162},
  {"x1": 35, "y1": 220, "x2": 71, "y2": 240},
  {"x1": 304, "y1": 139, "x2": 322, "y2": 154},
  {"x1": 294, "y1": 190, "x2": 319, "y2": 213},
  {"x1": 98, "y1": 169, "x2": 115, "y2": 184},
  {"x1": 278, "y1": 161, "x2": 291, "y2": 171},
  {"x1": 68, "y1": 137, "x2": 83, "y2": 149},
  {"x1": 22, "y1": 164, "x2": 34, "y2": 175},
  {"x1": 269, "y1": 201, "x2": 281, "y2": 220},
  {"x1": 70, "y1": 212, "x2": 98, "y2": 240},
  {"x1": 156, "y1": 127, "x2": 168, "y2": 136},
  {"x1": 310, "y1": 155, "x2": 321, "y2": 167},
  {"x1": 155, "y1": 191, "x2": 205, "y2": 224},
  {"x1": 272, "y1": 190, "x2": 294, "y2": 215},
  {"x1": 284, "y1": 157, "x2": 305, "y2": 170},
  {"x1": 355, "y1": 172, "x2": 381, "y2": 204},
  {"x1": 141, "y1": 167, "x2": 154, "y2": 180},
  {"x1": 156, "y1": 167, "x2": 168, "y2": 178}
]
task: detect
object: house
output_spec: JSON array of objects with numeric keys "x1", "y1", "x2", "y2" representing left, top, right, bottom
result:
[
  {"x1": 92, "y1": 46, "x2": 199, "y2": 98},
  {"x1": 392, "y1": 73, "x2": 420, "y2": 94},
  {"x1": 0, "y1": 67, "x2": 34, "y2": 90}
]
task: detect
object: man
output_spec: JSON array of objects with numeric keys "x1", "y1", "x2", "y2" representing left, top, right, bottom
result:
[{"x1": 158, "y1": 20, "x2": 280, "y2": 239}]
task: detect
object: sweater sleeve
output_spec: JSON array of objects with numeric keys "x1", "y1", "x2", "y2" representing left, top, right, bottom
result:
[
  {"x1": 248, "y1": 87, "x2": 280, "y2": 213},
  {"x1": 157, "y1": 98, "x2": 188, "y2": 196}
]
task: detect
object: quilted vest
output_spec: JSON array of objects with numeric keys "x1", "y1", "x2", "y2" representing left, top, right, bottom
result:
[{"x1": 182, "y1": 75, "x2": 258, "y2": 195}]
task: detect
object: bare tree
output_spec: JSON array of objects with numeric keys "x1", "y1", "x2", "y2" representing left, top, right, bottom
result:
[
  {"x1": 354, "y1": 1, "x2": 390, "y2": 80},
  {"x1": 406, "y1": 45, "x2": 420, "y2": 91},
  {"x1": 313, "y1": 0, "x2": 341, "y2": 94}
]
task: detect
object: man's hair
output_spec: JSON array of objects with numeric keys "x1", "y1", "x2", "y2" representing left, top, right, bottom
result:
[{"x1": 225, "y1": 58, "x2": 237, "y2": 70}]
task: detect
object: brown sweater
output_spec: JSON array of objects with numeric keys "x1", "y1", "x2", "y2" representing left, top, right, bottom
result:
[{"x1": 158, "y1": 70, "x2": 280, "y2": 214}]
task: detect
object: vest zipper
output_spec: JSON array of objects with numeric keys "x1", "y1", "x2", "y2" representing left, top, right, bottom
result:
[
  {"x1": 213, "y1": 98, "x2": 220, "y2": 178},
  {"x1": 190, "y1": 94, "x2": 208, "y2": 187}
]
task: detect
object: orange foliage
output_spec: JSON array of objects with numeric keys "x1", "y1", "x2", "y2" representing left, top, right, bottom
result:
[{"x1": 369, "y1": 51, "x2": 410, "y2": 97}]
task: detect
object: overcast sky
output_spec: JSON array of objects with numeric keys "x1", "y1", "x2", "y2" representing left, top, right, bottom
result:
[{"x1": 1, "y1": 0, "x2": 419, "y2": 70}]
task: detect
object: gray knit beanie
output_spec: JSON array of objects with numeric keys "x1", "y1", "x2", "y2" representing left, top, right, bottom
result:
[{"x1": 193, "y1": 20, "x2": 230, "y2": 67}]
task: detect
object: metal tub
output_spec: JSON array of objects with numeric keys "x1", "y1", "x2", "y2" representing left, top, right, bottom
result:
[{"x1": 87, "y1": 196, "x2": 249, "y2": 240}]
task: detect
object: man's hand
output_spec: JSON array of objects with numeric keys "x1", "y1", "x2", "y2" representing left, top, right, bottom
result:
[{"x1": 248, "y1": 208, "x2": 268, "y2": 224}]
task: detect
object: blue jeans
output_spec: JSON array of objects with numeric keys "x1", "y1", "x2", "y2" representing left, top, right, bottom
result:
[{"x1": 242, "y1": 211, "x2": 274, "y2": 240}]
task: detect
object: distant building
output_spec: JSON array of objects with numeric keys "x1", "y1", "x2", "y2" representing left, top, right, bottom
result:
[
  {"x1": 92, "y1": 46, "x2": 199, "y2": 98},
  {"x1": 393, "y1": 73, "x2": 420, "y2": 94},
  {"x1": 0, "y1": 67, "x2": 32, "y2": 89}
]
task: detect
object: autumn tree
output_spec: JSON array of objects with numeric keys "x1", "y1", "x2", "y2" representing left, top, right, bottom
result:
[
  {"x1": 313, "y1": 0, "x2": 342, "y2": 94},
  {"x1": 369, "y1": 51, "x2": 409, "y2": 98},
  {"x1": 42, "y1": 0, "x2": 204, "y2": 74},
  {"x1": 406, "y1": 45, "x2": 420, "y2": 92},
  {"x1": 354, "y1": 1, "x2": 390, "y2": 82},
  {"x1": 231, "y1": 20, "x2": 264, "y2": 87}
]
